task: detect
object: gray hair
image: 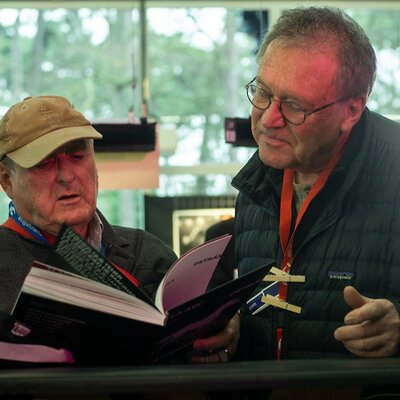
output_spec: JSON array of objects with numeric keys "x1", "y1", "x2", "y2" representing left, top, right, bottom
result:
[
  {"x1": 1, "y1": 155, "x2": 15, "y2": 171},
  {"x1": 256, "y1": 6, "x2": 376, "y2": 99}
]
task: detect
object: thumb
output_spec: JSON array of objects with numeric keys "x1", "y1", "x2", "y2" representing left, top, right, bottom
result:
[{"x1": 343, "y1": 286, "x2": 368, "y2": 310}]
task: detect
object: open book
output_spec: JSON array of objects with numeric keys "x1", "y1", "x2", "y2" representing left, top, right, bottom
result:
[{"x1": 10, "y1": 225, "x2": 271, "y2": 365}]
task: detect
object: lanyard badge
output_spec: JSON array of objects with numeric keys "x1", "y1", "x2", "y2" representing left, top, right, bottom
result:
[
  {"x1": 246, "y1": 266, "x2": 305, "y2": 315},
  {"x1": 8, "y1": 201, "x2": 50, "y2": 245}
]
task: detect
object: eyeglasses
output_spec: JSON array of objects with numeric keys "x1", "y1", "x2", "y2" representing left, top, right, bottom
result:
[{"x1": 245, "y1": 77, "x2": 346, "y2": 125}]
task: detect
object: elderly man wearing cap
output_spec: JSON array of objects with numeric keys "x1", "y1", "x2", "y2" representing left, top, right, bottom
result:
[
  {"x1": 0, "y1": 95, "x2": 177, "y2": 313},
  {"x1": 0, "y1": 95, "x2": 239, "y2": 366}
]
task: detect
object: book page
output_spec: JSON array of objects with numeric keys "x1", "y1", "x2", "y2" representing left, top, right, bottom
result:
[
  {"x1": 0, "y1": 342, "x2": 74, "y2": 364},
  {"x1": 150, "y1": 262, "x2": 272, "y2": 363},
  {"x1": 23, "y1": 262, "x2": 165, "y2": 326},
  {"x1": 155, "y1": 235, "x2": 231, "y2": 312}
]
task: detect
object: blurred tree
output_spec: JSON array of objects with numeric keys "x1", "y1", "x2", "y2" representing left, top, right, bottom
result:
[
  {"x1": 0, "y1": 5, "x2": 399, "y2": 224},
  {"x1": 348, "y1": 9, "x2": 400, "y2": 115}
]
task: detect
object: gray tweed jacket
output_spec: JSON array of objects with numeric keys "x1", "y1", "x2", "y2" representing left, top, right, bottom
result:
[{"x1": 0, "y1": 210, "x2": 177, "y2": 313}]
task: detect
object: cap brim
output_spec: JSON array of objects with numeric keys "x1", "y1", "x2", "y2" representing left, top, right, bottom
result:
[{"x1": 7, "y1": 125, "x2": 102, "y2": 168}]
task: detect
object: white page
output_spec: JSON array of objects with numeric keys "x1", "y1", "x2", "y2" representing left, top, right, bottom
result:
[
  {"x1": 23, "y1": 266, "x2": 165, "y2": 326},
  {"x1": 156, "y1": 235, "x2": 231, "y2": 312}
]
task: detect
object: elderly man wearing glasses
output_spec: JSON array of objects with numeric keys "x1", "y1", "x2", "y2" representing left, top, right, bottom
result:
[
  {"x1": 192, "y1": 6, "x2": 400, "y2": 370},
  {"x1": 236, "y1": 5, "x2": 400, "y2": 360}
]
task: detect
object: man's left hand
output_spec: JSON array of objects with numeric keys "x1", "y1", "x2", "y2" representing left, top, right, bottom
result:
[{"x1": 334, "y1": 286, "x2": 400, "y2": 357}]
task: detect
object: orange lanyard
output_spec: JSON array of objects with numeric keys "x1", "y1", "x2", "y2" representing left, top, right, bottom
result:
[{"x1": 276, "y1": 131, "x2": 350, "y2": 358}]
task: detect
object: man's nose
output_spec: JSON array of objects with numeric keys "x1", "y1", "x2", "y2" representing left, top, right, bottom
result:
[
  {"x1": 56, "y1": 158, "x2": 74, "y2": 184},
  {"x1": 260, "y1": 100, "x2": 286, "y2": 128}
]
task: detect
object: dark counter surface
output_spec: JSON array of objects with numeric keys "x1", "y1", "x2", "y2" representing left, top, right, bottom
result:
[{"x1": 0, "y1": 358, "x2": 399, "y2": 396}]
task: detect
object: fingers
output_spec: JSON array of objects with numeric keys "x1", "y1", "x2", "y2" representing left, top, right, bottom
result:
[
  {"x1": 338, "y1": 327, "x2": 398, "y2": 358},
  {"x1": 217, "y1": 348, "x2": 230, "y2": 362},
  {"x1": 335, "y1": 319, "x2": 379, "y2": 341},
  {"x1": 190, "y1": 348, "x2": 230, "y2": 363},
  {"x1": 342, "y1": 286, "x2": 371, "y2": 325},
  {"x1": 189, "y1": 314, "x2": 240, "y2": 363},
  {"x1": 335, "y1": 287, "x2": 400, "y2": 358},
  {"x1": 343, "y1": 287, "x2": 388, "y2": 325},
  {"x1": 335, "y1": 320, "x2": 385, "y2": 349},
  {"x1": 343, "y1": 286, "x2": 368, "y2": 310},
  {"x1": 345, "y1": 300, "x2": 391, "y2": 326},
  {"x1": 192, "y1": 313, "x2": 239, "y2": 352},
  {"x1": 335, "y1": 331, "x2": 397, "y2": 358}
]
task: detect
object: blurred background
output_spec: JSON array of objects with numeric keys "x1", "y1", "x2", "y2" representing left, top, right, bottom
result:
[{"x1": 0, "y1": 0, "x2": 398, "y2": 251}]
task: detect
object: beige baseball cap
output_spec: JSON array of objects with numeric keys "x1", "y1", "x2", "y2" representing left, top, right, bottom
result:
[{"x1": 0, "y1": 95, "x2": 102, "y2": 168}]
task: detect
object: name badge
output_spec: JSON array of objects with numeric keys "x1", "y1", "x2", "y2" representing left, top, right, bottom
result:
[{"x1": 246, "y1": 281, "x2": 279, "y2": 315}]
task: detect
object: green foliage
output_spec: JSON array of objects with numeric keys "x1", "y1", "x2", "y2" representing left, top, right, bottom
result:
[
  {"x1": 0, "y1": 5, "x2": 398, "y2": 203},
  {"x1": 348, "y1": 9, "x2": 400, "y2": 115}
]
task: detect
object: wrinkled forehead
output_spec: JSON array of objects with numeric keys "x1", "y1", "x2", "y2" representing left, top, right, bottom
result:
[
  {"x1": 260, "y1": 38, "x2": 340, "y2": 96},
  {"x1": 266, "y1": 36, "x2": 338, "y2": 61}
]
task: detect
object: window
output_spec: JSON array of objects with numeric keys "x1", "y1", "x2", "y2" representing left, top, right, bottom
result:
[{"x1": 0, "y1": 2, "x2": 399, "y2": 226}]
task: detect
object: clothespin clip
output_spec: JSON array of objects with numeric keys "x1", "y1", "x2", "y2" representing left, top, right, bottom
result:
[
  {"x1": 263, "y1": 266, "x2": 305, "y2": 283},
  {"x1": 261, "y1": 294, "x2": 302, "y2": 314}
]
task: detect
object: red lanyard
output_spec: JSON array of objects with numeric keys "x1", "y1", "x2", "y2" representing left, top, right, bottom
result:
[
  {"x1": 276, "y1": 131, "x2": 350, "y2": 358},
  {"x1": 3, "y1": 217, "x2": 56, "y2": 244}
]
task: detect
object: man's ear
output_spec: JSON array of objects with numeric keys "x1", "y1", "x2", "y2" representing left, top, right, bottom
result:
[
  {"x1": 340, "y1": 96, "x2": 366, "y2": 133},
  {"x1": 0, "y1": 162, "x2": 14, "y2": 199}
]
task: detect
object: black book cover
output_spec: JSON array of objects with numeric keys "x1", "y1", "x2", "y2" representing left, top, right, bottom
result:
[
  {"x1": 11, "y1": 263, "x2": 271, "y2": 365},
  {"x1": 10, "y1": 224, "x2": 272, "y2": 365},
  {"x1": 150, "y1": 263, "x2": 271, "y2": 363},
  {"x1": 12, "y1": 293, "x2": 160, "y2": 365},
  {"x1": 46, "y1": 224, "x2": 153, "y2": 305}
]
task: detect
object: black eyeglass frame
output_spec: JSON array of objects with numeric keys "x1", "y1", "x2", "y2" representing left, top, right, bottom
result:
[{"x1": 245, "y1": 77, "x2": 347, "y2": 125}]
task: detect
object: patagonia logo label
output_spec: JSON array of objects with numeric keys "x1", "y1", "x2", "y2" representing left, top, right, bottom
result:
[{"x1": 328, "y1": 271, "x2": 354, "y2": 281}]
